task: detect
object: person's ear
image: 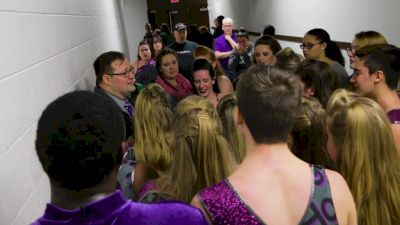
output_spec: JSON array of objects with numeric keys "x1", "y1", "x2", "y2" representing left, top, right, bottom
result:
[
  {"x1": 374, "y1": 70, "x2": 384, "y2": 83},
  {"x1": 321, "y1": 42, "x2": 327, "y2": 50}
]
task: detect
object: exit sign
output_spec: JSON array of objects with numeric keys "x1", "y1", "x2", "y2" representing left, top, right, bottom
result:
[{"x1": 171, "y1": 0, "x2": 179, "y2": 3}]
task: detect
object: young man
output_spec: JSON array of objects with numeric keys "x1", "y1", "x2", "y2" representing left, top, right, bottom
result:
[
  {"x1": 352, "y1": 44, "x2": 400, "y2": 151},
  {"x1": 192, "y1": 66, "x2": 357, "y2": 225},
  {"x1": 167, "y1": 22, "x2": 198, "y2": 81},
  {"x1": 31, "y1": 91, "x2": 207, "y2": 225}
]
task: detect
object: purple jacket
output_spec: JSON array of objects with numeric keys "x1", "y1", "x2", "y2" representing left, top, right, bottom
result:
[{"x1": 31, "y1": 190, "x2": 208, "y2": 225}]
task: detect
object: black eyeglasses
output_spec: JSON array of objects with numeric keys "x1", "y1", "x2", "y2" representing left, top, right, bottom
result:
[
  {"x1": 346, "y1": 47, "x2": 355, "y2": 56},
  {"x1": 107, "y1": 66, "x2": 134, "y2": 78},
  {"x1": 300, "y1": 42, "x2": 322, "y2": 50}
]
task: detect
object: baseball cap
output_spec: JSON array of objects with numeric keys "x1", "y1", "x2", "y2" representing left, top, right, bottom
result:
[{"x1": 174, "y1": 23, "x2": 187, "y2": 31}]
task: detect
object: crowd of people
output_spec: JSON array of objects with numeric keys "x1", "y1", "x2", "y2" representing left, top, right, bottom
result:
[{"x1": 30, "y1": 15, "x2": 400, "y2": 225}]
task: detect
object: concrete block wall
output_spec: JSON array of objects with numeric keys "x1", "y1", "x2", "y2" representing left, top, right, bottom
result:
[{"x1": 0, "y1": 1, "x2": 128, "y2": 224}]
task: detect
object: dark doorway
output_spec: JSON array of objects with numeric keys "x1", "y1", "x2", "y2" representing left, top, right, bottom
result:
[{"x1": 147, "y1": 0, "x2": 209, "y2": 32}]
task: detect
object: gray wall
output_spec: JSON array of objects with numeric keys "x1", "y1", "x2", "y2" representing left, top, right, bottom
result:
[{"x1": 0, "y1": 1, "x2": 138, "y2": 224}]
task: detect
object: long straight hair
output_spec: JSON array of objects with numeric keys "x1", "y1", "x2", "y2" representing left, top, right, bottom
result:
[
  {"x1": 327, "y1": 89, "x2": 400, "y2": 225},
  {"x1": 134, "y1": 83, "x2": 173, "y2": 171}
]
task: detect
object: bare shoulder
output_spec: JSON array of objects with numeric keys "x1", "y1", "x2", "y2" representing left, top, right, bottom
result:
[
  {"x1": 325, "y1": 169, "x2": 358, "y2": 225},
  {"x1": 191, "y1": 195, "x2": 213, "y2": 225},
  {"x1": 216, "y1": 75, "x2": 233, "y2": 94}
]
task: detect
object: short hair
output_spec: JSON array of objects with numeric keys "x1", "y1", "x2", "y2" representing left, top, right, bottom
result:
[
  {"x1": 306, "y1": 28, "x2": 345, "y2": 66},
  {"x1": 93, "y1": 51, "x2": 125, "y2": 86},
  {"x1": 276, "y1": 47, "x2": 304, "y2": 73},
  {"x1": 254, "y1": 35, "x2": 282, "y2": 54},
  {"x1": 193, "y1": 45, "x2": 224, "y2": 77},
  {"x1": 155, "y1": 48, "x2": 177, "y2": 74},
  {"x1": 222, "y1": 17, "x2": 233, "y2": 25},
  {"x1": 237, "y1": 65, "x2": 302, "y2": 143},
  {"x1": 262, "y1": 25, "x2": 275, "y2": 36},
  {"x1": 217, "y1": 15, "x2": 225, "y2": 25},
  {"x1": 193, "y1": 58, "x2": 216, "y2": 80},
  {"x1": 355, "y1": 44, "x2": 400, "y2": 90},
  {"x1": 217, "y1": 94, "x2": 245, "y2": 163},
  {"x1": 35, "y1": 91, "x2": 124, "y2": 190},
  {"x1": 326, "y1": 89, "x2": 400, "y2": 224},
  {"x1": 296, "y1": 59, "x2": 341, "y2": 108},
  {"x1": 134, "y1": 83, "x2": 173, "y2": 171},
  {"x1": 354, "y1": 30, "x2": 388, "y2": 48},
  {"x1": 290, "y1": 96, "x2": 333, "y2": 168}
]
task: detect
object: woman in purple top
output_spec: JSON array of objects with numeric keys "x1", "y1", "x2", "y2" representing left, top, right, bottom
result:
[
  {"x1": 132, "y1": 40, "x2": 157, "y2": 86},
  {"x1": 155, "y1": 48, "x2": 193, "y2": 107}
]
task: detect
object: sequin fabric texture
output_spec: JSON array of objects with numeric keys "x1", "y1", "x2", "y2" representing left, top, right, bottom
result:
[{"x1": 199, "y1": 165, "x2": 338, "y2": 225}]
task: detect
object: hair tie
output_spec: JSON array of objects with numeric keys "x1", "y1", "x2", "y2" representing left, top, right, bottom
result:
[{"x1": 197, "y1": 110, "x2": 209, "y2": 120}]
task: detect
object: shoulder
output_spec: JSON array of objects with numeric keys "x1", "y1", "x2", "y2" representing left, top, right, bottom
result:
[
  {"x1": 324, "y1": 169, "x2": 357, "y2": 225},
  {"x1": 127, "y1": 201, "x2": 208, "y2": 224},
  {"x1": 216, "y1": 75, "x2": 233, "y2": 94}
]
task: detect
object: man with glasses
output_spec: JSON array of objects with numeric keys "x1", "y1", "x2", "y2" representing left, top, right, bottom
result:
[{"x1": 93, "y1": 51, "x2": 136, "y2": 142}]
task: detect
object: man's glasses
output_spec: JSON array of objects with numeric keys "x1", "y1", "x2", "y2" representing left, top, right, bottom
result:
[
  {"x1": 300, "y1": 42, "x2": 322, "y2": 50},
  {"x1": 107, "y1": 66, "x2": 134, "y2": 78}
]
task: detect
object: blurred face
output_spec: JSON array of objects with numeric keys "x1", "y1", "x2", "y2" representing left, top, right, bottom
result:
[
  {"x1": 254, "y1": 44, "x2": 276, "y2": 65},
  {"x1": 238, "y1": 36, "x2": 249, "y2": 48},
  {"x1": 138, "y1": 44, "x2": 151, "y2": 61},
  {"x1": 348, "y1": 39, "x2": 359, "y2": 69},
  {"x1": 153, "y1": 39, "x2": 163, "y2": 52},
  {"x1": 160, "y1": 54, "x2": 179, "y2": 80},
  {"x1": 107, "y1": 58, "x2": 136, "y2": 98},
  {"x1": 174, "y1": 30, "x2": 187, "y2": 43},
  {"x1": 326, "y1": 123, "x2": 338, "y2": 163},
  {"x1": 302, "y1": 34, "x2": 325, "y2": 60},
  {"x1": 194, "y1": 69, "x2": 214, "y2": 97},
  {"x1": 222, "y1": 21, "x2": 233, "y2": 35},
  {"x1": 350, "y1": 59, "x2": 376, "y2": 97}
]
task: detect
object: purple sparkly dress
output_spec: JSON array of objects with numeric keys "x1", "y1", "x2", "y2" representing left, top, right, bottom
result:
[
  {"x1": 387, "y1": 109, "x2": 400, "y2": 124},
  {"x1": 198, "y1": 165, "x2": 338, "y2": 225}
]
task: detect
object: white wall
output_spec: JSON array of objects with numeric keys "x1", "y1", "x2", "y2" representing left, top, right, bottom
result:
[
  {"x1": 208, "y1": 0, "x2": 250, "y2": 31},
  {"x1": 122, "y1": 0, "x2": 148, "y2": 61},
  {"x1": 0, "y1": 1, "x2": 130, "y2": 224}
]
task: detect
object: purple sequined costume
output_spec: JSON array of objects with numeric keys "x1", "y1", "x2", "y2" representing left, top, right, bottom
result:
[
  {"x1": 199, "y1": 165, "x2": 338, "y2": 225},
  {"x1": 387, "y1": 108, "x2": 400, "y2": 124}
]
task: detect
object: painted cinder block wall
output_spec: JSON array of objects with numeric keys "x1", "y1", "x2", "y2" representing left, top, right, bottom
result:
[{"x1": 0, "y1": 1, "x2": 132, "y2": 224}]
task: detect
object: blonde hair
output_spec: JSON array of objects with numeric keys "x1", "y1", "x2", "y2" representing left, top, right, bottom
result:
[
  {"x1": 158, "y1": 95, "x2": 236, "y2": 202},
  {"x1": 326, "y1": 89, "x2": 400, "y2": 225},
  {"x1": 217, "y1": 94, "x2": 245, "y2": 163},
  {"x1": 290, "y1": 96, "x2": 333, "y2": 168},
  {"x1": 194, "y1": 45, "x2": 225, "y2": 77},
  {"x1": 134, "y1": 83, "x2": 173, "y2": 171},
  {"x1": 354, "y1": 31, "x2": 388, "y2": 48}
]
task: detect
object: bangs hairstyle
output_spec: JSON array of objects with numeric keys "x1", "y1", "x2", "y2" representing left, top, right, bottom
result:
[
  {"x1": 237, "y1": 65, "x2": 302, "y2": 144},
  {"x1": 156, "y1": 48, "x2": 177, "y2": 74},
  {"x1": 134, "y1": 83, "x2": 173, "y2": 171},
  {"x1": 158, "y1": 95, "x2": 236, "y2": 202},
  {"x1": 326, "y1": 89, "x2": 400, "y2": 225}
]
